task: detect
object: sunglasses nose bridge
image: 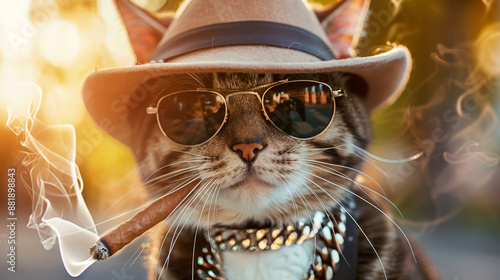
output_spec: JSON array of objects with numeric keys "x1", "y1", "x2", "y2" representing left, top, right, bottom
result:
[
  {"x1": 225, "y1": 91, "x2": 261, "y2": 102},
  {"x1": 225, "y1": 91, "x2": 263, "y2": 113}
]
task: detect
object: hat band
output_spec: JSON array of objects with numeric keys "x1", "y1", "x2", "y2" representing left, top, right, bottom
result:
[{"x1": 153, "y1": 21, "x2": 336, "y2": 62}]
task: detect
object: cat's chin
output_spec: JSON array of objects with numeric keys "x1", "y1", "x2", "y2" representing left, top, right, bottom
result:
[
  {"x1": 227, "y1": 174, "x2": 274, "y2": 190},
  {"x1": 208, "y1": 175, "x2": 281, "y2": 221}
]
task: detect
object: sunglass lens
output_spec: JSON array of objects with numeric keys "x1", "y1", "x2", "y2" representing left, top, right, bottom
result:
[
  {"x1": 157, "y1": 91, "x2": 226, "y2": 145},
  {"x1": 263, "y1": 81, "x2": 335, "y2": 138}
]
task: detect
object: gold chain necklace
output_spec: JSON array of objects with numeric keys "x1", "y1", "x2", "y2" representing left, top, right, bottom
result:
[{"x1": 195, "y1": 198, "x2": 358, "y2": 280}]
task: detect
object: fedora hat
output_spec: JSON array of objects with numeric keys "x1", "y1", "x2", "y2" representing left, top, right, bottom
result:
[{"x1": 83, "y1": 0, "x2": 411, "y2": 146}]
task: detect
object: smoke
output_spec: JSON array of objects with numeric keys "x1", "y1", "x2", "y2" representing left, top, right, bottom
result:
[
  {"x1": 1, "y1": 81, "x2": 98, "y2": 277},
  {"x1": 400, "y1": 25, "x2": 500, "y2": 210},
  {"x1": 353, "y1": 0, "x2": 500, "y2": 224},
  {"x1": 481, "y1": 0, "x2": 495, "y2": 13}
]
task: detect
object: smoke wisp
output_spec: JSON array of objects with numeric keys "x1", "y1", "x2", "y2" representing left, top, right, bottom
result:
[{"x1": 1, "y1": 81, "x2": 98, "y2": 277}]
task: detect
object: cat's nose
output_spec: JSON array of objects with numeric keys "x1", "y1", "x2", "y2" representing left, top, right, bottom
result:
[{"x1": 232, "y1": 143, "x2": 264, "y2": 163}]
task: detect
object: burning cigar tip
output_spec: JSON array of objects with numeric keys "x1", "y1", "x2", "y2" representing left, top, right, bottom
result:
[
  {"x1": 87, "y1": 185, "x2": 195, "y2": 260},
  {"x1": 90, "y1": 240, "x2": 110, "y2": 261}
]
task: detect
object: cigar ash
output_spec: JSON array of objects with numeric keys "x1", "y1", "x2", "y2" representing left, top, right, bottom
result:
[{"x1": 90, "y1": 240, "x2": 110, "y2": 261}]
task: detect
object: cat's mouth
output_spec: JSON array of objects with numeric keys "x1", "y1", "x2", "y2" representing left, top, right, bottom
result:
[{"x1": 228, "y1": 174, "x2": 274, "y2": 189}]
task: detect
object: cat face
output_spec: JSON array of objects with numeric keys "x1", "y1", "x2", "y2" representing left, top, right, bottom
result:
[{"x1": 129, "y1": 72, "x2": 371, "y2": 228}]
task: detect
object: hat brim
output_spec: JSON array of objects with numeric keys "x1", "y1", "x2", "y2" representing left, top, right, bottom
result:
[{"x1": 83, "y1": 46, "x2": 411, "y2": 146}]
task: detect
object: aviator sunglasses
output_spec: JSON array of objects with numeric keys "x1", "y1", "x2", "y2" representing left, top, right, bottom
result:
[{"x1": 146, "y1": 80, "x2": 345, "y2": 146}]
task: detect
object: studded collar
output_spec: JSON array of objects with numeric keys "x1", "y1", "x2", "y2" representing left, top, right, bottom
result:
[{"x1": 195, "y1": 196, "x2": 359, "y2": 280}]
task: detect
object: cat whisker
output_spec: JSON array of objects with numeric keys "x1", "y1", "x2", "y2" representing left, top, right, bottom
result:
[
  {"x1": 298, "y1": 170, "x2": 416, "y2": 262},
  {"x1": 62, "y1": 173, "x2": 205, "y2": 237},
  {"x1": 115, "y1": 179, "x2": 205, "y2": 276},
  {"x1": 306, "y1": 161, "x2": 405, "y2": 218},
  {"x1": 146, "y1": 169, "x2": 212, "y2": 200},
  {"x1": 284, "y1": 175, "x2": 327, "y2": 264},
  {"x1": 303, "y1": 162, "x2": 405, "y2": 219},
  {"x1": 164, "y1": 181, "x2": 216, "y2": 276},
  {"x1": 55, "y1": 172, "x2": 206, "y2": 240},
  {"x1": 205, "y1": 179, "x2": 222, "y2": 247},
  {"x1": 144, "y1": 161, "x2": 209, "y2": 188},
  {"x1": 122, "y1": 176, "x2": 205, "y2": 270},
  {"x1": 279, "y1": 175, "x2": 327, "y2": 227},
  {"x1": 209, "y1": 181, "x2": 223, "y2": 257},
  {"x1": 316, "y1": 143, "x2": 423, "y2": 192},
  {"x1": 191, "y1": 183, "x2": 219, "y2": 280},
  {"x1": 156, "y1": 183, "x2": 206, "y2": 279},
  {"x1": 108, "y1": 165, "x2": 204, "y2": 213},
  {"x1": 144, "y1": 158, "x2": 210, "y2": 183},
  {"x1": 333, "y1": 141, "x2": 423, "y2": 182},
  {"x1": 287, "y1": 174, "x2": 336, "y2": 226},
  {"x1": 316, "y1": 142, "x2": 393, "y2": 179},
  {"x1": 168, "y1": 148, "x2": 216, "y2": 159},
  {"x1": 156, "y1": 199, "x2": 198, "y2": 279},
  {"x1": 146, "y1": 172, "x2": 205, "y2": 200},
  {"x1": 143, "y1": 164, "x2": 215, "y2": 198},
  {"x1": 305, "y1": 158, "x2": 388, "y2": 197},
  {"x1": 351, "y1": 144, "x2": 424, "y2": 164},
  {"x1": 268, "y1": 194, "x2": 288, "y2": 216},
  {"x1": 294, "y1": 172, "x2": 388, "y2": 280},
  {"x1": 106, "y1": 159, "x2": 206, "y2": 208},
  {"x1": 158, "y1": 180, "x2": 212, "y2": 274},
  {"x1": 304, "y1": 162, "x2": 383, "y2": 210},
  {"x1": 277, "y1": 177, "x2": 301, "y2": 224},
  {"x1": 298, "y1": 143, "x2": 350, "y2": 155},
  {"x1": 287, "y1": 173, "x2": 352, "y2": 268},
  {"x1": 281, "y1": 141, "x2": 346, "y2": 158},
  {"x1": 158, "y1": 179, "x2": 215, "y2": 279},
  {"x1": 284, "y1": 178, "x2": 316, "y2": 224}
]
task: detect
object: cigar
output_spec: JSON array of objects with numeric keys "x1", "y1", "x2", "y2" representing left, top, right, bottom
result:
[{"x1": 90, "y1": 185, "x2": 193, "y2": 260}]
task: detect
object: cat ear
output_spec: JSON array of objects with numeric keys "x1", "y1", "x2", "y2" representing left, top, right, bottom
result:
[
  {"x1": 315, "y1": 0, "x2": 371, "y2": 59},
  {"x1": 114, "y1": 0, "x2": 173, "y2": 64}
]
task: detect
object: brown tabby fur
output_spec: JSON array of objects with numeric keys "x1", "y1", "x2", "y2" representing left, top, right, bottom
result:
[{"x1": 125, "y1": 72, "x2": 439, "y2": 280}]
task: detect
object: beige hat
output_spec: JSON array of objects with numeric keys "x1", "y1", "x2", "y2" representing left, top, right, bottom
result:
[{"x1": 83, "y1": 0, "x2": 411, "y2": 146}]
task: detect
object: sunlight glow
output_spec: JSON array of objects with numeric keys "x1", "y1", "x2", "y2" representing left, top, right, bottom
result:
[
  {"x1": 39, "y1": 19, "x2": 82, "y2": 67},
  {"x1": 46, "y1": 86, "x2": 87, "y2": 125},
  {"x1": 475, "y1": 23, "x2": 500, "y2": 77},
  {"x1": 0, "y1": 0, "x2": 31, "y2": 56}
]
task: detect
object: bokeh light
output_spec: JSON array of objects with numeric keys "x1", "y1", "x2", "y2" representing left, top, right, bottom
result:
[
  {"x1": 39, "y1": 19, "x2": 82, "y2": 67},
  {"x1": 475, "y1": 23, "x2": 500, "y2": 76}
]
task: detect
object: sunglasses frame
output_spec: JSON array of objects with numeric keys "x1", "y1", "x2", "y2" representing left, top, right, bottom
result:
[{"x1": 146, "y1": 79, "x2": 345, "y2": 147}]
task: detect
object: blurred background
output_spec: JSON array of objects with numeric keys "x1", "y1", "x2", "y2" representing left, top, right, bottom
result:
[{"x1": 0, "y1": 0, "x2": 499, "y2": 279}]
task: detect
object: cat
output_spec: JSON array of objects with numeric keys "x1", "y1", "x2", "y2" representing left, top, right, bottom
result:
[
  {"x1": 88, "y1": 0, "x2": 439, "y2": 279},
  {"x1": 122, "y1": 72, "x2": 437, "y2": 280}
]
